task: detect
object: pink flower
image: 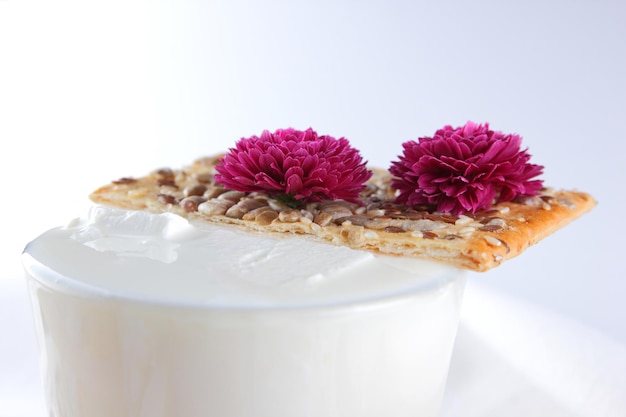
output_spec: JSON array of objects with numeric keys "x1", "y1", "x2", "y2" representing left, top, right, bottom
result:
[
  {"x1": 389, "y1": 121, "x2": 544, "y2": 214},
  {"x1": 215, "y1": 128, "x2": 372, "y2": 205}
]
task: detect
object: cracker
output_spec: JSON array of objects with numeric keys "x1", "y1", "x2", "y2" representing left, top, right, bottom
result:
[{"x1": 90, "y1": 154, "x2": 595, "y2": 272}]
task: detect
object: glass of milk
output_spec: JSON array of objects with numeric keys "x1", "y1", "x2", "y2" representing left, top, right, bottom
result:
[{"x1": 23, "y1": 208, "x2": 466, "y2": 417}]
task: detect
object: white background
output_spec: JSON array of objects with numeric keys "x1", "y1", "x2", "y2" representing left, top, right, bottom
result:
[{"x1": 1, "y1": 1, "x2": 625, "y2": 416}]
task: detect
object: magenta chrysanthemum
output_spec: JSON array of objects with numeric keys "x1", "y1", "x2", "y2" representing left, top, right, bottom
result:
[
  {"x1": 214, "y1": 128, "x2": 372, "y2": 205},
  {"x1": 389, "y1": 121, "x2": 544, "y2": 214}
]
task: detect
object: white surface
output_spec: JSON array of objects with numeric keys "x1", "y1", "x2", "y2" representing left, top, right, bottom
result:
[
  {"x1": 442, "y1": 282, "x2": 626, "y2": 417},
  {"x1": 3, "y1": 272, "x2": 625, "y2": 417},
  {"x1": 1, "y1": 0, "x2": 625, "y2": 415}
]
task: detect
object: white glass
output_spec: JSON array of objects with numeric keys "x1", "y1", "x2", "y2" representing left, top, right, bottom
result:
[{"x1": 23, "y1": 237, "x2": 465, "y2": 417}]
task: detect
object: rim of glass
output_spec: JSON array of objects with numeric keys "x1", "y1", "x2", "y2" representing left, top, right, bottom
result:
[{"x1": 22, "y1": 246, "x2": 465, "y2": 313}]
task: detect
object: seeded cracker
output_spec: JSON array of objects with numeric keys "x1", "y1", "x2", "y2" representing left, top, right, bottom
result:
[{"x1": 90, "y1": 154, "x2": 595, "y2": 272}]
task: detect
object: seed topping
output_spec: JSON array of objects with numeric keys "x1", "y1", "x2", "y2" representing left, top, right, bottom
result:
[{"x1": 107, "y1": 156, "x2": 584, "y2": 255}]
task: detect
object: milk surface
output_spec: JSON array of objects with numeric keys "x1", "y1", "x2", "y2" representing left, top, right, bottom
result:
[{"x1": 23, "y1": 207, "x2": 465, "y2": 417}]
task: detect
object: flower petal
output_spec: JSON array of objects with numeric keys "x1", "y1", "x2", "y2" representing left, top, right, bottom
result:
[
  {"x1": 214, "y1": 128, "x2": 372, "y2": 204},
  {"x1": 389, "y1": 121, "x2": 544, "y2": 214}
]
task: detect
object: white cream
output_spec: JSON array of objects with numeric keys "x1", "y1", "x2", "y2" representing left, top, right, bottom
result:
[
  {"x1": 23, "y1": 206, "x2": 466, "y2": 417},
  {"x1": 24, "y1": 206, "x2": 459, "y2": 308}
]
